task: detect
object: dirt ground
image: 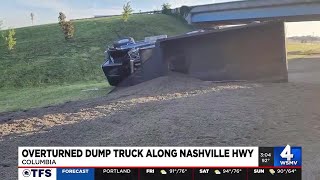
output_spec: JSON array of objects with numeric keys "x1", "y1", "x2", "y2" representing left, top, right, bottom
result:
[{"x1": 0, "y1": 57, "x2": 320, "y2": 180}]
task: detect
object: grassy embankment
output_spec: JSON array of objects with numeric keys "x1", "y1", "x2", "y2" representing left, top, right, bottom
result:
[
  {"x1": 0, "y1": 14, "x2": 192, "y2": 112},
  {"x1": 287, "y1": 42, "x2": 320, "y2": 60}
]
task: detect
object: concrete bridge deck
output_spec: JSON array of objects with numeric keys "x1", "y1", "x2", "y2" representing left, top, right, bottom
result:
[{"x1": 186, "y1": 0, "x2": 320, "y2": 24}]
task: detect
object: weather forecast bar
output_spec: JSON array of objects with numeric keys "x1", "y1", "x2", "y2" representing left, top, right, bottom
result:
[{"x1": 18, "y1": 146, "x2": 302, "y2": 180}]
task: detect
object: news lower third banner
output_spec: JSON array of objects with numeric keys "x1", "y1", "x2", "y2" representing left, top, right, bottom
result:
[
  {"x1": 19, "y1": 147, "x2": 259, "y2": 167},
  {"x1": 18, "y1": 146, "x2": 302, "y2": 180}
]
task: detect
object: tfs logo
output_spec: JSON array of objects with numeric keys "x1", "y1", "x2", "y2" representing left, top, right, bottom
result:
[
  {"x1": 274, "y1": 145, "x2": 302, "y2": 166},
  {"x1": 22, "y1": 169, "x2": 52, "y2": 178}
]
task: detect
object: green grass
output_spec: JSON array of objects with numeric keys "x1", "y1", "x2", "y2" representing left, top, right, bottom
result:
[
  {"x1": 287, "y1": 42, "x2": 320, "y2": 60},
  {"x1": 0, "y1": 14, "x2": 192, "y2": 88},
  {"x1": 0, "y1": 14, "x2": 192, "y2": 112},
  {"x1": 0, "y1": 82, "x2": 113, "y2": 113}
]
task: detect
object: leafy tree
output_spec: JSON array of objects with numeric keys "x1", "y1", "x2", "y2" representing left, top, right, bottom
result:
[
  {"x1": 4, "y1": 29, "x2": 17, "y2": 51},
  {"x1": 179, "y1": 6, "x2": 191, "y2": 18},
  {"x1": 161, "y1": 3, "x2": 172, "y2": 15},
  {"x1": 58, "y1": 12, "x2": 66, "y2": 23},
  {"x1": 30, "y1": 12, "x2": 35, "y2": 25},
  {"x1": 0, "y1": 19, "x2": 3, "y2": 30},
  {"x1": 122, "y1": 2, "x2": 133, "y2": 22},
  {"x1": 58, "y1": 12, "x2": 75, "y2": 40}
]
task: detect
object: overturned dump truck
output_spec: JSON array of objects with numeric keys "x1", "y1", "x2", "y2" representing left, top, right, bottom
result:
[
  {"x1": 102, "y1": 22, "x2": 289, "y2": 87},
  {"x1": 101, "y1": 35, "x2": 167, "y2": 86}
]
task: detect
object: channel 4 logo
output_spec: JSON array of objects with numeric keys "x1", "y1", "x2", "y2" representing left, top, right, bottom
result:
[
  {"x1": 274, "y1": 145, "x2": 302, "y2": 166},
  {"x1": 22, "y1": 169, "x2": 52, "y2": 178}
]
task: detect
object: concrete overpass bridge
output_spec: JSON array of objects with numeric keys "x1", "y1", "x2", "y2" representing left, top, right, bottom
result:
[{"x1": 185, "y1": 0, "x2": 320, "y2": 24}]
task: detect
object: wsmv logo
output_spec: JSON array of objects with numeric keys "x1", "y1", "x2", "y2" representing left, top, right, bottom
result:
[
  {"x1": 22, "y1": 169, "x2": 52, "y2": 178},
  {"x1": 274, "y1": 145, "x2": 302, "y2": 166}
]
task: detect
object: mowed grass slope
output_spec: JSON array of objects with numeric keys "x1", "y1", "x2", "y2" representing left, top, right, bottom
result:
[
  {"x1": 0, "y1": 82, "x2": 110, "y2": 113},
  {"x1": 0, "y1": 14, "x2": 192, "y2": 88},
  {"x1": 0, "y1": 14, "x2": 192, "y2": 112}
]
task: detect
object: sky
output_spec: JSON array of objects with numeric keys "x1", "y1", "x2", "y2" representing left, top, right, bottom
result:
[{"x1": 0, "y1": 0, "x2": 320, "y2": 37}]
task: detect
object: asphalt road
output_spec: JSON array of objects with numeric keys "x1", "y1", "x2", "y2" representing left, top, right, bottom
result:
[
  {"x1": 0, "y1": 57, "x2": 320, "y2": 180},
  {"x1": 289, "y1": 56, "x2": 320, "y2": 84}
]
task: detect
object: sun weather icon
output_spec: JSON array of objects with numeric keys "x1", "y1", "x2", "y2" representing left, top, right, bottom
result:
[{"x1": 22, "y1": 169, "x2": 31, "y2": 177}]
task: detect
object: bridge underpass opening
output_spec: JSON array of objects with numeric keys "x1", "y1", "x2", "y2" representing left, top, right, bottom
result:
[{"x1": 286, "y1": 21, "x2": 320, "y2": 85}]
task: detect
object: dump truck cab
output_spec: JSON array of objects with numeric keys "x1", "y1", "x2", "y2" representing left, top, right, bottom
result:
[{"x1": 102, "y1": 36, "x2": 167, "y2": 86}]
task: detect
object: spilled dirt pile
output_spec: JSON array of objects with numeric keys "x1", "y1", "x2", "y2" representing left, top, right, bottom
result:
[{"x1": 0, "y1": 73, "x2": 254, "y2": 139}]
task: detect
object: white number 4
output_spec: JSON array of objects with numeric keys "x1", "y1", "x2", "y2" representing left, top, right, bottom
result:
[{"x1": 280, "y1": 145, "x2": 294, "y2": 161}]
